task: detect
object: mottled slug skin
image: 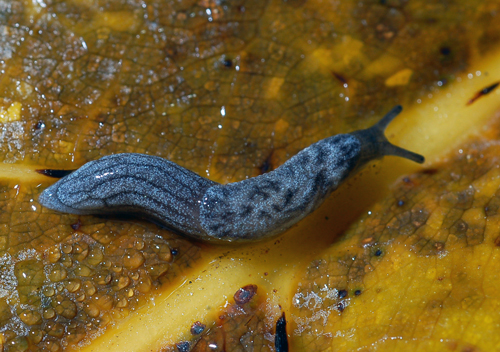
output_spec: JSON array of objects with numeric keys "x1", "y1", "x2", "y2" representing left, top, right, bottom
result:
[
  {"x1": 200, "y1": 135, "x2": 360, "y2": 240},
  {"x1": 38, "y1": 136, "x2": 360, "y2": 242},
  {"x1": 38, "y1": 154, "x2": 218, "y2": 239}
]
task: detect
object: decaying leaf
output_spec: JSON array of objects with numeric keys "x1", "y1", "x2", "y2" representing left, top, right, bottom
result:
[
  {"x1": 291, "y1": 115, "x2": 500, "y2": 351},
  {"x1": 1, "y1": 0, "x2": 500, "y2": 351}
]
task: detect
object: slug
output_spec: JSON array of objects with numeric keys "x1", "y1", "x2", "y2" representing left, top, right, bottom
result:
[{"x1": 38, "y1": 105, "x2": 424, "y2": 242}]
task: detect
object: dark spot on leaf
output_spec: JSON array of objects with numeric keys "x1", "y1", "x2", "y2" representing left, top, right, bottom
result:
[
  {"x1": 338, "y1": 289, "x2": 348, "y2": 299},
  {"x1": 259, "y1": 152, "x2": 273, "y2": 174},
  {"x1": 434, "y1": 242, "x2": 445, "y2": 251},
  {"x1": 337, "y1": 301, "x2": 346, "y2": 312},
  {"x1": 467, "y1": 81, "x2": 500, "y2": 105},
  {"x1": 397, "y1": 200, "x2": 405, "y2": 207},
  {"x1": 332, "y1": 71, "x2": 348, "y2": 85},
  {"x1": 71, "y1": 219, "x2": 82, "y2": 231},
  {"x1": 494, "y1": 236, "x2": 500, "y2": 247},
  {"x1": 176, "y1": 341, "x2": 190, "y2": 352},
  {"x1": 355, "y1": 290, "x2": 362, "y2": 296},
  {"x1": 440, "y1": 46, "x2": 451, "y2": 55},
  {"x1": 403, "y1": 176, "x2": 412, "y2": 184},
  {"x1": 461, "y1": 346, "x2": 478, "y2": 352},
  {"x1": 234, "y1": 284, "x2": 257, "y2": 305},
  {"x1": 484, "y1": 202, "x2": 499, "y2": 217},
  {"x1": 190, "y1": 321, "x2": 206, "y2": 335},
  {"x1": 34, "y1": 121, "x2": 45, "y2": 130},
  {"x1": 36, "y1": 169, "x2": 75, "y2": 178},
  {"x1": 421, "y1": 168, "x2": 439, "y2": 175},
  {"x1": 375, "y1": 249, "x2": 382, "y2": 256},
  {"x1": 171, "y1": 248, "x2": 179, "y2": 256},
  {"x1": 275, "y1": 312, "x2": 288, "y2": 352},
  {"x1": 223, "y1": 58, "x2": 233, "y2": 68},
  {"x1": 451, "y1": 219, "x2": 468, "y2": 236}
]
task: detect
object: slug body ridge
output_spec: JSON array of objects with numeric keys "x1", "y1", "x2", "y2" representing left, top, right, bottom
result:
[{"x1": 38, "y1": 106, "x2": 424, "y2": 242}]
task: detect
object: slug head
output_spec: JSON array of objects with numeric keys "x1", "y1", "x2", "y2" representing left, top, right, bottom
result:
[{"x1": 350, "y1": 105, "x2": 425, "y2": 167}]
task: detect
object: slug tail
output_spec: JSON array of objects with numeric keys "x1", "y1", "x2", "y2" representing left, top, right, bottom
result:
[{"x1": 351, "y1": 105, "x2": 425, "y2": 165}]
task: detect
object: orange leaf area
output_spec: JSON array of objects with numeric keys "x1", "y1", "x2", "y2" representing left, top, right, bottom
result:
[
  {"x1": 291, "y1": 117, "x2": 500, "y2": 351},
  {"x1": 1, "y1": 0, "x2": 500, "y2": 351}
]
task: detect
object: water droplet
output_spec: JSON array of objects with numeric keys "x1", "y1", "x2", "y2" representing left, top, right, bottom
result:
[
  {"x1": 115, "y1": 297, "x2": 128, "y2": 308},
  {"x1": 136, "y1": 276, "x2": 152, "y2": 293},
  {"x1": 53, "y1": 295, "x2": 77, "y2": 319},
  {"x1": 113, "y1": 276, "x2": 130, "y2": 290},
  {"x1": 76, "y1": 293, "x2": 86, "y2": 302},
  {"x1": 129, "y1": 271, "x2": 140, "y2": 281},
  {"x1": 74, "y1": 264, "x2": 93, "y2": 277},
  {"x1": 43, "y1": 340, "x2": 61, "y2": 352},
  {"x1": 73, "y1": 242, "x2": 89, "y2": 261},
  {"x1": 95, "y1": 271, "x2": 112, "y2": 285},
  {"x1": 43, "y1": 286, "x2": 55, "y2": 297},
  {"x1": 84, "y1": 302, "x2": 100, "y2": 318},
  {"x1": 83, "y1": 281, "x2": 96, "y2": 296},
  {"x1": 61, "y1": 243, "x2": 73, "y2": 254},
  {"x1": 47, "y1": 247, "x2": 61, "y2": 263},
  {"x1": 111, "y1": 264, "x2": 123, "y2": 273},
  {"x1": 154, "y1": 243, "x2": 172, "y2": 262},
  {"x1": 148, "y1": 263, "x2": 169, "y2": 278},
  {"x1": 8, "y1": 336, "x2": 29, "y2": 351},
  {"x1": 46, "y1": 322, "x2": 65, "y2": 338},
  {"x1": 60, "y1": 255, "x2": 73, "y2": 268},
  {"x1": 123, "y1": 249, "x2": 145, "y2": 269},
  {"x1": 134, "y1": 239, "x2": 145, "y2": 250},
  {"x1": 96, "y1": 294, "x2": 113, "y2": 310},
  {"x1": 28, "y1": 329, "x2": 44, "y2": 344},
  {"x1": 19, "y1": 310, "x2": 42, "y2": 325},
  {"x1": 48, "y1": 264, "x2": 67, "y2": 282},
  {"x1": 43, "y1": 308, "x2": 56, "y2": 320},
  {"x1": 65, "y1": 279, "x2": 81, "y2": 293}
]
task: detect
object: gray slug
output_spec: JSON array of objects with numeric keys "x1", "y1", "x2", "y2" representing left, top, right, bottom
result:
[{"x1": 38, "y1": 105, "x2": 424, "y2": 242}]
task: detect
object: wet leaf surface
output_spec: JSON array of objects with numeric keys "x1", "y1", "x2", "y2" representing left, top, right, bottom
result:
[
  {"x1": 291, "y1": 115, "x2": 500, "y2": 351},
  {"x1": 0, "y1": 0, "x2": 500, "y2": 351},
  {"x1": 163, "y1": 284, "x2": 276, "y2": 352}
]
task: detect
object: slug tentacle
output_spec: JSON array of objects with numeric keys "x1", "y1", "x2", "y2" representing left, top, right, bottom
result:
[
  {"x1": 38, "y1": 106, "x2": 424, "y2": 242},
  {"x1": 350, "y1": 105, "x2": 425, "y2": 165}
]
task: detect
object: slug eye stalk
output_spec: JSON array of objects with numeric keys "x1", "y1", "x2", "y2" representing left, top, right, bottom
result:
[{"x1": 350, "y1": 105, "x2": 425, "y2": 165}]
